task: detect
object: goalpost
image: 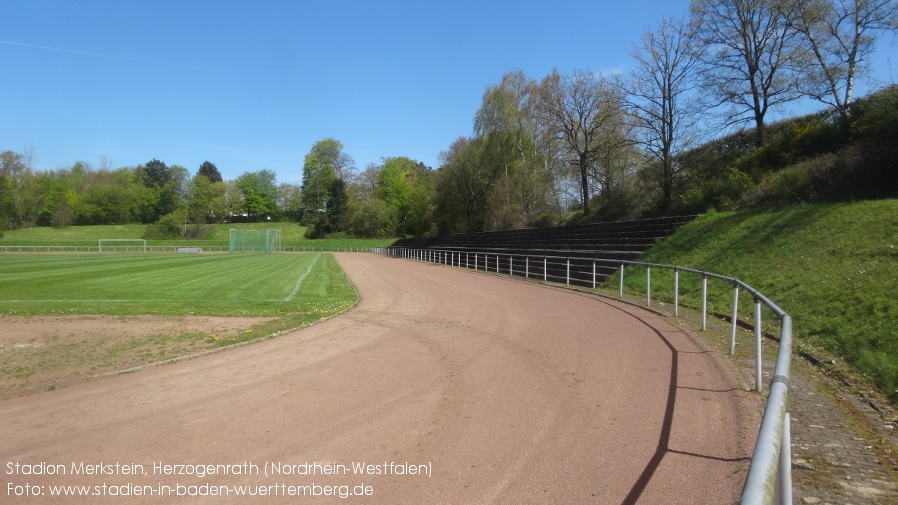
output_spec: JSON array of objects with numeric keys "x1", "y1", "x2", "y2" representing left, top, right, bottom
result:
[
  {"x1": 229, "y1": 229, "x2": 281, "y2": 253},
  {"x1": 98, "y1": 239, "x2": 147, "y2": 253}
]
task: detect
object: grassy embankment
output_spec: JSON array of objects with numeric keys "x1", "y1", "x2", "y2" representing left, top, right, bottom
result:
[{"x1": 614, "y1": 200, "x2": 898, "y2": 402}]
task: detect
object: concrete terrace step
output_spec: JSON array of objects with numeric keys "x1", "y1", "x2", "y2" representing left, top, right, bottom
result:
[{"x1": 391, "y1": 216, "x2": 697, "y2": 264}]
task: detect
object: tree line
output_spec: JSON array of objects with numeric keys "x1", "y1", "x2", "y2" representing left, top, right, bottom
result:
[
  {"x1": 304, "y1": 0, "x2": 897, "y2": 235},
  {"x1": 2, "y1": 0, "x2": 896, "y2": 238}
]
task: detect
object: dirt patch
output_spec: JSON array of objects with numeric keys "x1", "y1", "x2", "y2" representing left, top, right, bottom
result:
[{"x1": 0, "y1": 314, "x2": 274, "y2": 398}]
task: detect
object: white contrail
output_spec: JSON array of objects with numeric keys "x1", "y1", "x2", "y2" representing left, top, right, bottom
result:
[
  {"x1": 0, "y1": 40, "x2": 216, "y2": 71},
  {"x1": 0, "y1": 40, "x2": 152, "y2": 63}
]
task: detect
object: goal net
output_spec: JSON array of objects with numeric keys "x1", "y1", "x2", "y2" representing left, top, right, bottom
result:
[
  {"x1": 229, "y1": 229, "x2": 281, "y2": 253},
  {"x1": 98, "y1": 239, "x2": 147, "y2": 253}
]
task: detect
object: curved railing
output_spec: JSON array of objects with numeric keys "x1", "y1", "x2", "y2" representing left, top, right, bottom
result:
[{"x1": 378, "y1": 246, "x2": 793, "y2": 505}]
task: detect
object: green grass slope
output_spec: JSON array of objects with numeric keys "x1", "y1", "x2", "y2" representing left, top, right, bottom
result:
[{"x1": 621, "y1": 200, "x2": 898, "y2": 401}]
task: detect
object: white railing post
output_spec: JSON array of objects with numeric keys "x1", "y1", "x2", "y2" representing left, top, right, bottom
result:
[
  {"x1": 754, "y1": 298, "x2": 763, "y2": 392},
  {"x1": 566, "y1": 259, "x2": 570, "y2": 286},
  {"x1": 526, "y1": 256, "x2": 529, "y2": 279},
  {"x1": 647, "y1": 266, "x2": 652, "y2": 307},
  {"x1": 730, "y1": 284, "x2": 740, "y2": 354},
  {"x1": 592, "y1": 260, "x2": 597, "y2": 290},
  {"x1": 701, "y1": 275, "x2": 708, "y2": 331},
  {"x1": 674, "y1": 268, "x2": 680, "y2": 317},
  {"x1": 619, "y1": 263, "x2": 625, "y2": 298}
]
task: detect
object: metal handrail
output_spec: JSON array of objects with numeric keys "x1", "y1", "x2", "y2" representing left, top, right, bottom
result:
[{"x1": 380, "y1": 246, "x2": 792, "y2": 505}]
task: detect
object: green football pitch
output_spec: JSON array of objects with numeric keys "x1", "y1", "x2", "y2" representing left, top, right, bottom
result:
[{"x1": 0, "y1": 252, "x2": 357, "y2": 317}]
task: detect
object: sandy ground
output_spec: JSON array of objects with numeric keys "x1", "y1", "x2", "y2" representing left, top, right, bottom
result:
[
  {"x1": 0, "y1": 253, "x2": 758, "y2": 504},
  {"x1": 0, "y1": 315, "x2": 274, "y2": 398}
]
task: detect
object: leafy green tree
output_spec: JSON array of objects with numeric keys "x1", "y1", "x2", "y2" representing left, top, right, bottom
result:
[
  {"x1": 378, "y1": 157, "x2": 414, "y2": 213},
  {"x1": 223, "y1": 180, "x2": 244, "y2": 218},
  {"x1": 131, "y1": 159, "x2": 177, "y2": 222},
  {"x1": 326, "y1": 178, "x2": 348, "y2": 231},
  {"x1": 375, "y1": 157, "x2": 435, "y2": 236},
  {"x1": 187, "y1": 174, "x2": 227, "y2": 223},
  {"x1": 0, "y1": 173, "x2": 14, "y2": 231},
  {"x1": 131, "y1": 181, "x2": 162, "y2": 223},
  {"x1": 475, "y1": 71, "x2": 557, "y2": 228},
  {"x1": 405, "y1": 167, "x2": 436, "y2": 236},
  {"x1": 306, "y1": 178, "x2": 349, "y2": 237},
  {"x1": 301, "y1": 138, "x2": 354, "y2": 220},
  {"x1": 34, "y1": 172, "x2": 78, "y2": 227},
  {"x1": 349, "y1": 198, "x2": 396, "y2": 238},
  {"x1": 276, "y1": 183, "x2": 303, "y2": 221},
  {"x1": 169, "y1": 165, "x2": 190, "y2": 202},
  {"x1": 74, "y1": 184, "x2": 138, "y2": 225},
  {"x1": 197, "y1": 161, "x2": 223, "y2": 183},
  {"x1": 435, "y1": 137, "x2": 494, "y2": 233},
  {"x1": 51, "y1": 194, "x2": 74, "y2": 228},
  {"x1": 0, "y1": 150, "x2": 29, "y2": 228},
  {"x1": 235, "y1": 170, "x2": 278, "y2": 219},
  {"x1": 142, "y1": 158, "x2": 171, "y2": 188}
]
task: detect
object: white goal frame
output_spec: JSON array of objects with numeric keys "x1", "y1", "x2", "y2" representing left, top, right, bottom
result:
[
  {"x1": 98, "y1": 239, "x2": 147, "y2": 253},
  {"x1": 229, "y1": 229, "x2": 281, "y2": 253}
]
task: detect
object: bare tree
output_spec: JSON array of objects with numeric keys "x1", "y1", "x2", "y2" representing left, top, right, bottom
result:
[
  {"x1": 532, "y1": 69, "x2": 629, "y2": 214},
  {"x1": 789, "y1": 0, "x2": 898, "y2": 128},
  {"x1": 22, "y1": 144, "x2": 37, "y2": 171},
  {"x1": 350, "y1": 163, "x2": 382, "y2": 203},
  {"x1": 690, "y1": 0, "x2": 806, "y2": 147},
  {"x1": 626, "y1": 16, "x2": 705, "y2": 209}
]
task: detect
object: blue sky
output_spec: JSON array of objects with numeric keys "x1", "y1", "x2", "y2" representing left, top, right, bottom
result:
[{"x1": 1, "y1": 0, "x2": 895, "y2": 185}]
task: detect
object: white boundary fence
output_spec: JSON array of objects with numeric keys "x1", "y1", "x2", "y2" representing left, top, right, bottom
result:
[{"x1": 378, "y1": 246, "x2": 793, "y2": 505}]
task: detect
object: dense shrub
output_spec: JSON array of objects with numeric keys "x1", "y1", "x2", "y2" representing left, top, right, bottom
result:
[
  {"x1": 347, "y1": 198, "x2": 396, "y2": 238},
  {"x1": 668, "y1": 86, "x2": 898, "y2": 215},
  {"x1": 143, "y1": 207, "x2": 211, "y2": 240}
]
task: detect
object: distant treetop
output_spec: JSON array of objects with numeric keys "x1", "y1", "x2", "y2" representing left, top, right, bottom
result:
[{"x1": 198, "y1": 161, "x2": 223, "y2": 183}]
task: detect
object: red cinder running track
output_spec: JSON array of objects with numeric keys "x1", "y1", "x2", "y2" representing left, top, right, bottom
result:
[{"x1": 0, "y1": 253, "x2": 756, "y2": 504}]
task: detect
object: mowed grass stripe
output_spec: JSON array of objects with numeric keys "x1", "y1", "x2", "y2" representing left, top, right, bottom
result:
[
  {"x1": 3, "y1": 254, "x2": 312, "y2": 301},
  {"x1": 0, "y1": 253, "x2": 346, "y2": 316},
  {"x1": 223, "y1": 254, "x2": 319, "y2": 301}
]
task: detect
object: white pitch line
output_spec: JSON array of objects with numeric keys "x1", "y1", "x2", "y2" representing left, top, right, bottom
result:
[{"x1": 284, "y1": 254, "x2": 321, "y2": 302}]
